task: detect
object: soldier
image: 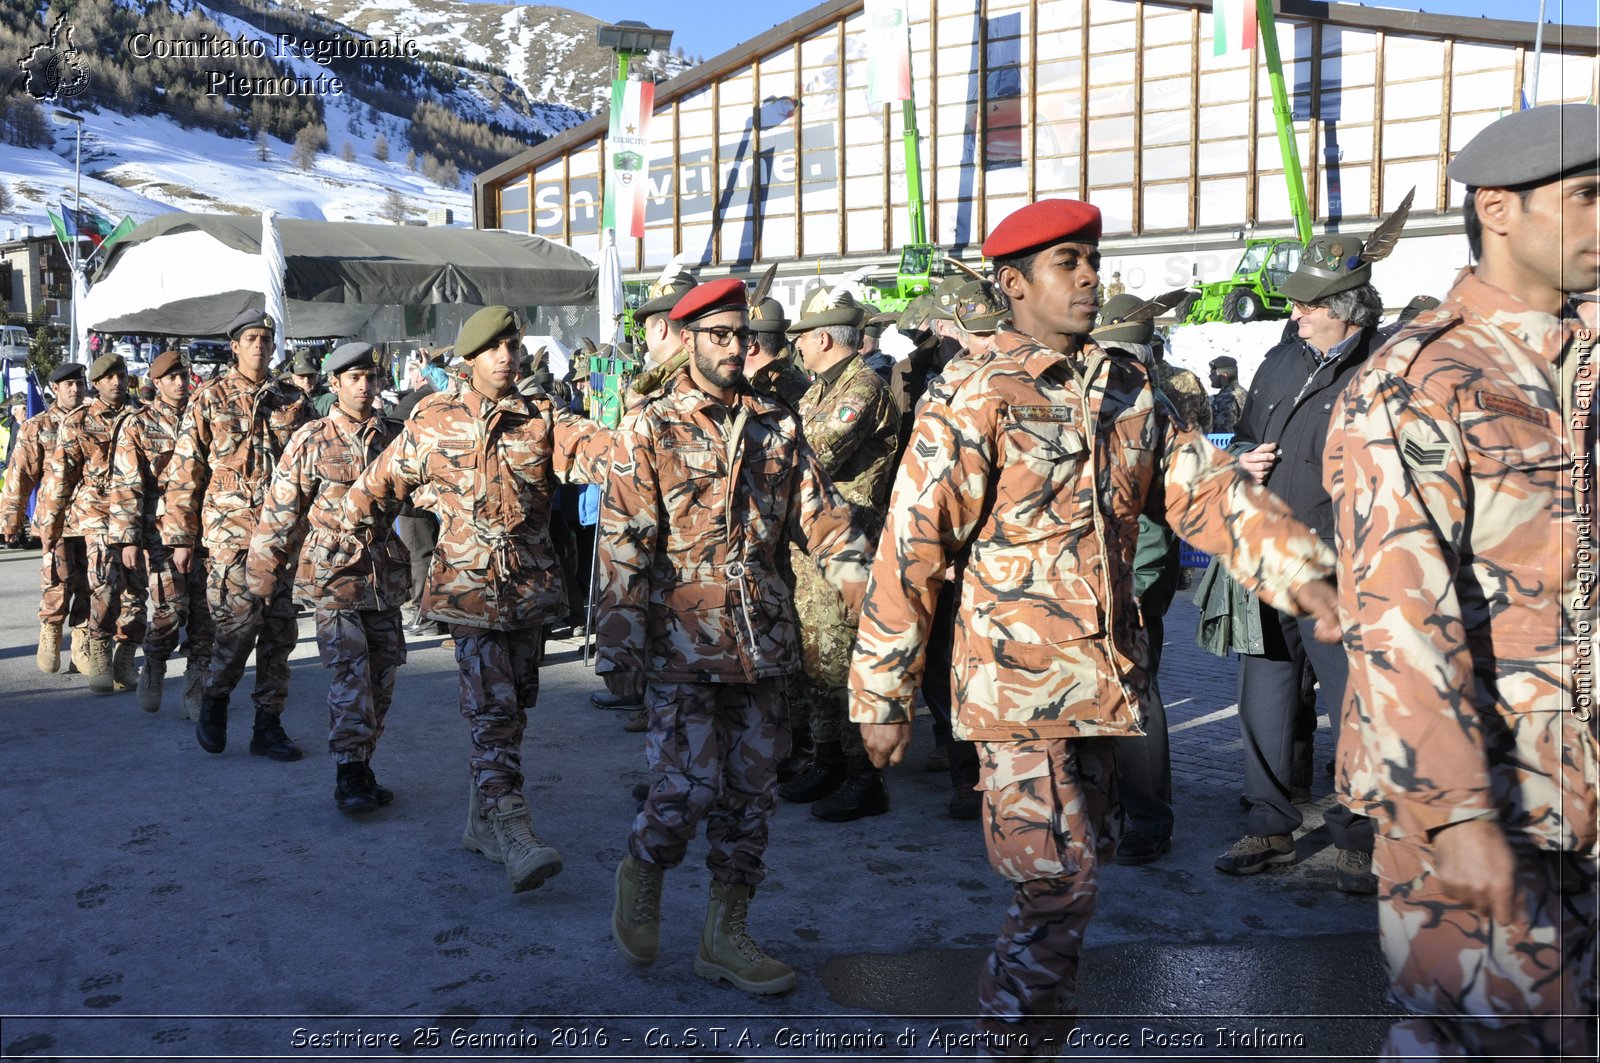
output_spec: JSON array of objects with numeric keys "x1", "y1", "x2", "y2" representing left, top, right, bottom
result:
[
  {"x1": 343, "y1": 306, "x2": 608, "y2": 891},
  {"x1": 36, "y1": 353, "x2": 146, "y2": 695},
  {"x1": 1208, "y1": 355, "x2": 1248, "y2": 433},
  {"x1": 744, "y1": 296, "x2": 810, "y2": 410},
  {"x1": 847, "y1": 199, "x2": 1341, "y2": 1049},
  {"x1": 282, "y1": 348, "x2": 333, "y2": 416},
  {"x1": 247, "y1": 342, "x2": 409, "y2": 814},
  {"x1": 163, "y1": 309, "x2": 312, "y2": 761},
  {"x1": 635, "y1": 267, "x2": 697, "y2": 372},
  {"x1": 107, "y1": 350, "x2": 207, "y2": 715},
  {"x1": 1, "y1": 362, "x2": 89, "y2": 673},
  {"x1": 1326, "y1": 104, "x2": 1598, "y2": 1058},
  {"x1": 601, "y1": 279, "x2": 873, "y2": 995},
  {"x1": 774, "y1": 288, "x2": 899, "y2": 822}
]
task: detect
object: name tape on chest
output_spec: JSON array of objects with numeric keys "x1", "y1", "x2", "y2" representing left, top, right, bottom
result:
[
  {"x1": 1008, "y1": 405, "x2": 1076, "y2": 424},
  {"x1": 1475, "y1": 390, "x2": 1549, "y2": 427}
]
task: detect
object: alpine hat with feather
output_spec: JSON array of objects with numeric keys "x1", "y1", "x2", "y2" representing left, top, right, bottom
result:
[
  {"x1": 1279, "y1": 188, "x2": 1414, "y2": 305},
  {"x1": 1091, "y1": 289, "x2": 1191, "y2": 346},
  {"x1": 785, "y1": 285, "x2": 868, "y2": 335}
]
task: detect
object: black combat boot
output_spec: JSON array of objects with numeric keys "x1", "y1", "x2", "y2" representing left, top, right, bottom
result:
[
  {"x1": 335, "y1": 761, "x2": 379, "y2": 814},
  {"x1": 362, "y1": 763, "x2": 395, "y2": 805},
  {"x1": 776, "y1": 727, "x2": 815, "y2": 785},
  {"x1": 810, "y1": 756, "x2": 890, "y2": 822},
  {"x1": 249, "y1": 709, "x2": 303, "y2": 762},
  {"x1": 195, "y1": 694, "x2": 229, "y2": 754},
  {"x1": 776, "y1": 740, "x2": 844, "y2": 803}
]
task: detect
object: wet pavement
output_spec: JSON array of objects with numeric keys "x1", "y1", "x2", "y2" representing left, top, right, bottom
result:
[{"x1": 0, "y1": 545, "x2": 1400, "y2": 1060}]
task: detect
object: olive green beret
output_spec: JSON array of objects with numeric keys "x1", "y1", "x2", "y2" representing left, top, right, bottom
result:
[
  {"x1": 89, "y1": 353, "x2": 126, "y2": 381},
  {"x1": 456, "y1": 306, "x2": 521, "y2": 360},
  {"x1": 1448, "y1": 103, "x2": 1599, "y2": 189}
]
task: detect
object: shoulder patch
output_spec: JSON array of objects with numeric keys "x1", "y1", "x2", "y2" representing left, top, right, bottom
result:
[
  {"x1": 838, "y1": 405, "x2": 859, "y2": 423},
  {"x1": 914, "y1": 438, "x2": 939, "y2": 461},
  {"x1": 1400, "y1": 435, "x2": 1449, "y2": 471}
]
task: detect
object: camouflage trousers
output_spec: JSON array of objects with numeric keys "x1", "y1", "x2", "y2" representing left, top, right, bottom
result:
[
  {"x1": 630, "y1": 678, "x2": 788, "y2": 888},
  {"x1": 317, "y1": 607, "x2": 406, "y2": 765},
  {"x1": 144, "y1": 546, "x2": 213, "y2": 661},
  {"x1": 450, "y1": 624, "x2": 543, "y2": 812},
  {"x1": 38, "y1": 535, "x2": 89, "y2": 627},
  {"x1": 788, "y1": 675, "x2": 864, "y2": 756},
  {"x1": 1374, "y1": 834, "x2": 1598, "y2": 1061},
  {"x1": 86, "y1": 539, "x2": 147, "y2": 645},
  {"x1": 975, "y1": 738, "x2": 1116, "y2": 1058},
  {"x1": 204, "y1": 550, "x2": 298, "y2": 715}
]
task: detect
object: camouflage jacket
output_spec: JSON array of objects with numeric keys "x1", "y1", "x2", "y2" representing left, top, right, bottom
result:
[
  {"x1": 106, "y1": 396, "x2": 186, "y2": 549},
  {"x1": 747, "y1": 357, "x2": 812, "y2": 410},
  {"x1": 36, "y1": 397, "x2": 140, "y2": 542},
  {"x1": 0, "y1": 405, "x2": 69, "y2": 537},
  {"x1": 1155, "y1": 361, "x2": 1213, "y2": 432},
  {"x1": 797, "y1": 353, "x2": 899, "y2": 519},
  {"x1": 595, "y1": 367, "x2": 874, "y2": 683},
  {"x1": 849, "y1": 326, "x2": 1335, "y2": 742},
  {"x1": 160, "y1": 370, "x2": 312, "y2": 555},
  {"x1": 343, "y1": 385, "x2": 608, "y2": 630},
  {"x1": 1325, "y1": 269, "x2": 1598, "y2": 852},
  {"x1": 246, "y1": 407, "x2": 408, "y2": 611},
  {"x1": 1210, "y1": 382, "x2": 1248, "y2": 435}
]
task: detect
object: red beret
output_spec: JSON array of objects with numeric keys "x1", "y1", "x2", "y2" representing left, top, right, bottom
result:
[
  {"x1": 981, "y1": 199, "x2": 1102, "y2": 260},
  {"x1": 670, "y1": 277, "x2": 748, "y2": 323}
]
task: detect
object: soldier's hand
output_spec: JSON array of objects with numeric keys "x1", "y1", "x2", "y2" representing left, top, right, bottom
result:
[
  {"x1": 173, "y1": 546, "x2": 193, "y2": 574},
  {"x1": 861, "y1": 722, "x2": 912, "y2": 769},
  {"x1": 1433, "y1": 819, "x2": 1520, "y2": 925},
  {"x1": 1237, "y1": 443, "x2": 1278, "y2": 484},
  {"x1": 603, "y1": 671, "x2": 645, "y2": 701},
  {"x1": 1293, "y1": 579, "x2": 1342, "y2": 643},
  {"x1": 121, "y1": 545, "x2": 139, "y2": 569}
]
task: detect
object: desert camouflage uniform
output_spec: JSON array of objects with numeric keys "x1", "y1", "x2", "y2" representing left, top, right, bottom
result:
[
  {"x1": 107, "y1": 395, "x2": 211, "y2": 662},
  {"x1": 247, "y1": 408, "x2": 409, "y2": 765},
  {"x1": 1325, "y1": 270, "x2": 1598, "y2": 1059},
  {"x1": 1210, "y1": 381, "x2": 1248, "y2": 435},
  {"x1": 161, "y1": 370, "x2": 311, "y2": 715},
  {"x1": 596, "y1": 367, "x2": 872, "y2": 885},
  {"x1": 788, "y1": 354, "x2": 898, "y2": 753},
  {"x1": 0, "y1": 405, "x2": 88, "y2": 627},
  {"x1": 343, "y1": 386, "x2": 608, "y2": 810},
  {"x1": 36, "y1": 397, "x2": 147, "y2": 646},
  {"x1": 849, "y1": 324, "x2": 1335, "y2": 1044},
  {"x1": 1154, "y1": 361, "x2": 1212, "y2": 432}
]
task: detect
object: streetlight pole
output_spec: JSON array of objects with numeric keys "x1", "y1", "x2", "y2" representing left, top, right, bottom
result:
[{"x1": 52, "y1": 109, "x2": 83, "y2": 363}]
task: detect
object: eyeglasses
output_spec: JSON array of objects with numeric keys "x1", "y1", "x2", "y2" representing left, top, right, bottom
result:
[
  {"x1": 689, "y1": 326, "x2": 755, "y2": 348},
  {"x1": 1290, "y1": 301, "x2": 1327, "y2": 315}
]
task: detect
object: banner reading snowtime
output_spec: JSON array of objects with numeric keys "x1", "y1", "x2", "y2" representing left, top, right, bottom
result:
[
  {"x1": 863, "y1": 0, "x2": 912, "y2": 106},
  {"x1": 603, "y1": 78, "x2": 655, "y2": 238}
]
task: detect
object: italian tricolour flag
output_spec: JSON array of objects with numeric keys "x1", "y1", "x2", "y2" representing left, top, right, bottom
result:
[
  {"x1": 1211, "y1": 0, "x2": 1259, "y2": 57},
  {"x1": 603, "y1": 78, "x2": 655, "y2": 238},
  {"x1": 864, "y1": 0, "x2": 912, "y2": 106}
]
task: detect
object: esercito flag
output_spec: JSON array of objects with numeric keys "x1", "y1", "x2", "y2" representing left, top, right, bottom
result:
[
  {"x1": 603, "y1": 77, "x2": 654, "y2": 239},
  {"x1": 1211, "y1": 0, "x2": 1259, "y2": 57},
  {"x1": 864, "y1": 0, "x2": 912, "y2": 106}
]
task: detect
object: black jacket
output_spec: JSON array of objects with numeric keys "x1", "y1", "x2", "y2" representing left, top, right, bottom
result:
[{"x1": 1232, "y1": 327, "x2": 1380, "y2": 543}]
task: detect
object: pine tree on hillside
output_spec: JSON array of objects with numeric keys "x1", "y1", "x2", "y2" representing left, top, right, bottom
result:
[
  {"x1": 255, "y1": 132, "x2": 271, "y2": 161},
  {"x1": 0, "y1": 181, "x2": 11, "y2": 214},
  {"x1": 373, "y1": 134, "x2": 389, "y2": 163},
  {"x1": 340, "y1": 142, "x2": 356, "y2": 163}
]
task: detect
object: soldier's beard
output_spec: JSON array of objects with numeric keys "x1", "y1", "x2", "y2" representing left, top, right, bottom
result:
[{"x1": 692, "y1": 343, "x2": 743, "y2": 391}]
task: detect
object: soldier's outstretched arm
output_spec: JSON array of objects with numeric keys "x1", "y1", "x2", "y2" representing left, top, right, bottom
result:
[
  {"x1": 344, "y1": 426, "x2": 420, "y2": 528},
  {"x1": 592, "y1": 419, "x2": 659, "y2": 687},
  {"x1": 786, "y1": 440, "x2": 873, "y2": 615},
  {"x1": 244, "y1": 429, "x2": 316, "y2": 600},
  {"x1": 848, "y1": 394, "x2": 992, "y2": 736}
]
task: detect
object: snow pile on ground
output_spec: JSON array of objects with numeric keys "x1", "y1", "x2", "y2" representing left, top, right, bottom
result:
[{"x1": 1168, "y1": 320, "x2": 1294, "y2": 392}]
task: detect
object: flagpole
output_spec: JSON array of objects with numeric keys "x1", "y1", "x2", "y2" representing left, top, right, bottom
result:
[
  {"x1": 1530, "y1": 0, "x2": 1547, "y2": 108},
  {"x1": 51, "y1": 110, "x2": 84, "y2": 363}
]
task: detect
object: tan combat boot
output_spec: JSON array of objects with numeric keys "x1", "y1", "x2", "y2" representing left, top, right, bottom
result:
[
  {"x1": 461, "y1": 779, "x2": 503, "y2": 864},
  {"x1": 111, "y1": 641, "x2": 139, "y2": 692},
  {"x1": 36, "y1": 621, "x2": 62, "y2": 674},
  {"x1": 693, "y1": 881, "x2": 796, "y2": 994},
  {"x1": 69, "y1": 624, "x2": 91, "y2": 674},
  {"x1": 612, "y1": 855, "x2": 665, "y2": 965},
  {"x1": 487, "y1": 794, "x2": 563, "y2": 893},
  {"x1": 85, "y1": 637, "x2": 115, "y2": 695},
  {"x1": 137, "y1": 654, "x2": 167, "y2": 712},
  {"x1": 180, "y1": 657, "x2": 208, "y2": 720}
]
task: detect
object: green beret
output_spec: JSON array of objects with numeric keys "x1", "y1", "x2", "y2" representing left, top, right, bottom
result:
[
  {"x1": 1091, "y1": 293, "x2": 1154, "y2": 345},
  {"x1": 1449, "y1": 103, "x2": 1599, "y2": 189},
  {"x1": 785, "y1": 287, "x2": 868, "y2": 335},
  {"x1": 456, "y1": 306, "x2": 520, "y2": 360},
  {"x1": 323, "y1": 342, "x2": 381, "y2": 376},
  {"x1": 89, "y1": 353, "x2": 126, "y2": 381}
]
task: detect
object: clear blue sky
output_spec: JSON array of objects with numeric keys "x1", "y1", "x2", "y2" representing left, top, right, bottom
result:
[{"x1": 564, "y1": 1, "x2": 1594, "y2": 60}]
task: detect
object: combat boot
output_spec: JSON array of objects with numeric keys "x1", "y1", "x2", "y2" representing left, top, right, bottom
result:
[
  {"x1": 693, "y1": 881, "x2": 796, "y2": 995},
  {"x1": 36, "y1": 621, "x2": 62, "y2": 674},
  {"x1": 136, "y1": 654, "x2": 167, "y2": 712},
  {"x1": 461, "y1": 780, "x2": 503, "y2": 863},
  {"x1": 488, "y1": 794, "x2": 563, "y2": 893},
  {"x1": 180, "y1": 657, "x2": 208, "y2": 721},
  {"x1": 85, "y1": 637, "x2": 116, "y2": 695},
  {"x1": 777, "y1": 740, "x2": 845, "y2": 803},
  {"x1": 611, "y1": 855, "x2": 665, "y2": 965},
  {"x1": 111, "y1": 641, "x2": 140, "y2": 693},
  {"x1": 249, "y1": 709, "x2": 303, "y2": 761},
  {"x1": 334, "y1": 761, "x2": 379, "y2": 814},
  {"x1": 362, "y1": 763, "x2": 395, "y2": 805},
  {"x1": 776, "y1": 727, "x2": 814, "y2": 785},
  {"x1": 810, "y1": 756, "x2": 890, "y2": 822},
  {"x1": 195, "y1": 694, "x2": 228, "y2": 753},
  {"x1": 69, "y1": 624, "x2": 91, "y2": 674}
]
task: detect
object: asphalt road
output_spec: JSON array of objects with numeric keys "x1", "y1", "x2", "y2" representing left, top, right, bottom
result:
[{"x1": 0, "y1": 543, "x2": 1400, "y2": 1061}]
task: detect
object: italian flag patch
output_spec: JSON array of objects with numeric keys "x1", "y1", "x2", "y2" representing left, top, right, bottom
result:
[{"x1": 838, "y1": 406, "x2": 859, "y2": 423}]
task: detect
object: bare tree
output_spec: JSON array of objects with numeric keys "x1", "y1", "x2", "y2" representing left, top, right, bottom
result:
[
  {"x1": 377, "y1": 188, "x2": 411, "y2": 225},
  {"x1": 373, "y1": 133, "x2": 389, "y2": 163},
  {"x1": 0, "y1": 181, "x2": 12, "y2": 214},
  {"x1": 254, "y1": 132, "x2": 271, "y2": 161},
  {"x1": 340, "y1": 141, "x2": 356, "y2": 163}
]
